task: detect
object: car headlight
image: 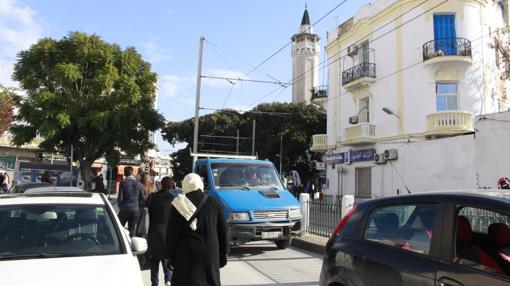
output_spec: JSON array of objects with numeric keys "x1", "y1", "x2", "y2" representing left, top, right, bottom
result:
[
  {"x1": 289, "y1": 208, "x2": 302, "y2": 219},
  {"x1": 229, "y1": 212, "x2": 250, "y2": 221}
]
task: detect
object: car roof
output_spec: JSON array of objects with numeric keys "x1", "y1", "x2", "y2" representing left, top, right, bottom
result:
[
  {"x1": 0, "y1": 192, "x2": 105, "y2": 206},
  {"x1": 360, "y1": 189, "x2": 510, "y2": 208},
  {"x1": 24, "y1": 186, "x2": 84, "y2": 193},
  {"x1": 197, "y1": 158, "x2": 273, "y2": 164}
]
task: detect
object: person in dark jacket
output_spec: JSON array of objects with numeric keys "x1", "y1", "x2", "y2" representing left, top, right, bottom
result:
[
  {"x1": 117, "y1": 166, "x2": 145, "y2": 237},
  {"x1": 146, "y1": 176, "x2": 175, "y2": 286},
  {"x1": 165, "y1": 173, "x2": 228, "y2": 286},
  {"x1": 92, "y1": 174, "x2": 107, "y2": 195}
]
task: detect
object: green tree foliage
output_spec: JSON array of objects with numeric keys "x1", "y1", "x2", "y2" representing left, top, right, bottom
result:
[
  {"x1": 0, "y1": 87, "x2": 14, "y2": 136},
  {"x1": 163, "y1": 103, "x2": 326, "y2": 184},
  {"x1": 11, "y1": 32, "x2": 165, "y2": 191}
]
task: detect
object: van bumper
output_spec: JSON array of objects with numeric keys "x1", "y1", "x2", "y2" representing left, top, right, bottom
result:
[{"x1": 228, "y1": 220, "x2": 302, "y2": 244}]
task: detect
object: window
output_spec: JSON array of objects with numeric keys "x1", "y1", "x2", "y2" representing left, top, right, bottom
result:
[
  {"x1": 436, "y1": 83, "x2": 457, "y2": 111},
  {"x1": 0, "y1": 204, "x2": 122, "y2": 258},
  {"x1": 355, "y1": 167, "x2": 371, "y2": 198},
  {"x1": 358, "y1": 97, "x2": 370, "y2": 123},
  {"x1": 364, "y1": 204, "x2": 438, "y2": 255},
  {"x1": 196, "y1": 165, "x2": 210, "y2": 191},
  {"x1": 210, "y1": 163, "x2": 283, "y2": 190},
  {"x1": 455, "y1": 206, "x2": 510, "y2": 275},
  {"x1": 433, "y1": 14, "x2": 456, "y2": 55}
]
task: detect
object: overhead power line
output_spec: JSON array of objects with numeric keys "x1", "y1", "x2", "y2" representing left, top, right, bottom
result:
[
  {"x1": 201, "y1": 75, "x2": 288, "y2": 86},
  {"x1": 248, "y1": 0, "x2": 442, "y2": 108}
]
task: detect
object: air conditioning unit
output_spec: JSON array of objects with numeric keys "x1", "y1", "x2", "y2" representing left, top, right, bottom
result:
[
  {"x1": 384, "y1": 149, "x2": 398, "y2": 160},
  {"x1": 347, "y1": 44, "x2": 358, "y2": 57},
  {"x1": 374, "y1": 153, "x2": 387, "y2": 164},
  {"x1": 349, "y1": 116, "x2": 359, "y2": 125}
]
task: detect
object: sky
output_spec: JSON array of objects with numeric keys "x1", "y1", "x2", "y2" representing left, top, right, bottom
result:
[{"x1": 0, "y1": 0, "x2": 371, "y2": 153}]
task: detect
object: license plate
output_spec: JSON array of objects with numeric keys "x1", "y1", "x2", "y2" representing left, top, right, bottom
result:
[{"x1": 262, "y1": 231, "x2": 282, "y2": 239}]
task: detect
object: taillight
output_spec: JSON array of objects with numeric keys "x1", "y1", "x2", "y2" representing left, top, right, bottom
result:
[{"x1": 332, "y1": 207, "x2": 356, "y2": 237}]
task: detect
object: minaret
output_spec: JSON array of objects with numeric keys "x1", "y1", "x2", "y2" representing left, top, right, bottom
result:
[{"x1": 291, "y1": 6, "x2": 320, "y2": 105}]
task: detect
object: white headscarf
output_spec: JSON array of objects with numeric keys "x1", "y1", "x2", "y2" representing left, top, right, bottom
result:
[{"x1": 171, "y1": 173, "x2": 204, "y2": 231}]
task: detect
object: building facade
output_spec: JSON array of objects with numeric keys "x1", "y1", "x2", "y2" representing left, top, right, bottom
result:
[{"x1": 311, "y1": 0, "x2": 510, "y2": 199}]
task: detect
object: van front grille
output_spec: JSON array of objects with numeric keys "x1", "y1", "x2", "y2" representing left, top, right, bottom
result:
[{"x1": 253, "y1": 210, "x2": 288, "y2": 220}]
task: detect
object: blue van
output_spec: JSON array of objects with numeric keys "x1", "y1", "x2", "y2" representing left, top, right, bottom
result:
[{"x1": 193, "y1": 158, "x2": 302, "y2": 249}]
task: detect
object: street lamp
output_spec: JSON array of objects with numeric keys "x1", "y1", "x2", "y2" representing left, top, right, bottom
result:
[
  {"x1": 279, "y1": 130, "x2": 289, "y2": 175},
  {"x1": 382, "y1": 107, "x2": 400, "y2": 118}
]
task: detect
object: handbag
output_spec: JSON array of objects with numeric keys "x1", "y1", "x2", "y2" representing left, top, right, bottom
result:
[{"x1": 135, "y1": 207, "x2": 149, "y2": 237}]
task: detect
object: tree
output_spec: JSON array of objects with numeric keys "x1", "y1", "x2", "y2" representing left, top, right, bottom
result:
[
  {"x1": 11, "y1": 32, "x2": 165, "y2": 191},
  {"x1": 0, "y1": 87, "x2": 14, "y2": 136},
  {"x1": 162, "y1": 103, "x2": 326, "y2": 184}
]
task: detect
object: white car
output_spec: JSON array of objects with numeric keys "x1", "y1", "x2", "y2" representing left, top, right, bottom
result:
[{"x1": 0, "y1": 192, "x2": 147, "y2": 286}]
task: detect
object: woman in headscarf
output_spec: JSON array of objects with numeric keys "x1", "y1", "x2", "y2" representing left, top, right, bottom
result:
[{"x1": 165, "y1": 173, "x2": 228, "y2": 286}]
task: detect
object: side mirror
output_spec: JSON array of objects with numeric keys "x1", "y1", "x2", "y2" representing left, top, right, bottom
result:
[{"x1": 131, "y1": 237, "x2": 148, "y2": 256}]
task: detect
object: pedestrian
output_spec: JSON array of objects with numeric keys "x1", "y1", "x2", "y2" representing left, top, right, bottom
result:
[
  {"x1": 146, "y1": 176, "x2": 175, "y2": 286},
  {"x1": 0, "y1": 173, "x2": 7, "y2": 193},
  {"x1": 141, "y1": 172, "x2": 157, "y2": 200},
  {"x1": 165, "y1": 173, "x2": 228, "y2": 286},
  {"x1": 117, "y1": 166, "x2": 145, "y2": 237},
  {"x1": 92, "y1": 174, "x2": 107, "y2": 195}
]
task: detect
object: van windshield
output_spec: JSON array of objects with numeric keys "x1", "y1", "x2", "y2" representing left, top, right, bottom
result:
[{"x1": 211, "y1": 163, "x2": 284, "y2": 190}]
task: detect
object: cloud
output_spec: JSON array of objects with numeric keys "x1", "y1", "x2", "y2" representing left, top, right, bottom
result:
[
  {"x1": 158, "y1": 74, "x2": 195, "y2": 99},
  {"x1": 0, "y1": 0, "x2": 45, "y2": 87},
  {"x1": 143, "y1": 38, "x2": 172, "y2": 63}
]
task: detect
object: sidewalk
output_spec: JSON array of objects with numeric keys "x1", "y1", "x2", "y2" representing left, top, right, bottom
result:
[{"x1": 292, "y1": 234, "x2": 329, "y2": 255}]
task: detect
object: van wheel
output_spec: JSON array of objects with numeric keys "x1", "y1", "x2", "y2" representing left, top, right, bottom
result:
[{"x1": 275, "y1": 238, "x2": 292, "y2": 249}]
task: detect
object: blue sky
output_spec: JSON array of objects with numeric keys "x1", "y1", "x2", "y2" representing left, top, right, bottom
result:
[{"x1": 0, "y1": 0, "x2": 371, "y2": 153}]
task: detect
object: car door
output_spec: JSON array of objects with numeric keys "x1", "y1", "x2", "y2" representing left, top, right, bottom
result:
[
  {"x1": 345, "y1": 202, "x2": 441, "y2": 286},
  {"x1": 435, "y1": 201, "x2": 510, "y2": 286}
]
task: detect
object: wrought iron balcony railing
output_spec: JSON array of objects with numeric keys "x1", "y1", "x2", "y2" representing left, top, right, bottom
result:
[
  {"x1": 422, "y1": 37, "x2": 472, "y2": 62},
  {"x1": 342, "y1": 62, "x2": 376, "y2": 86},
  {"x1": 312, "y1": 85, "x2": 328, "y2": 99}
]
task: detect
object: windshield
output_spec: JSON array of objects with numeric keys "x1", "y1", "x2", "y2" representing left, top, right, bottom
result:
[
  {"x1": 211, "y1": 163, "x2": 284, "y2": 190},
  {"x1": 0, "y1": 204, "x2": 123, "y2": 260}
]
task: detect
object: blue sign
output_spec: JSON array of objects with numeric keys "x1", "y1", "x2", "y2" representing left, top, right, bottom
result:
[
  {"x1": 350, "y1": 148, "x2": 376, "y2": 162},
  {"x1": 324, "y1": 148, "x2": 375, "y2": 164}
]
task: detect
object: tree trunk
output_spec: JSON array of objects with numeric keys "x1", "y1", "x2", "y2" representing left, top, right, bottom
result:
[{"x1": 80, "y1": 159, "x2": 93, "y2": 192}]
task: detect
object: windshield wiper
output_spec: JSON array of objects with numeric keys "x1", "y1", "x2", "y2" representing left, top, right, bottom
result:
[{"x1": 0, "y1": 252, "x2": 84, "y2": 260}]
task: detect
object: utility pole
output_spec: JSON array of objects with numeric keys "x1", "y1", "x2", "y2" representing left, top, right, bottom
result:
[
  {"x1": 251, "y1": 120, "x2": 256, "y2": 156},
  {"x1": 192, "y1": 36, "x2": 205, "y2": 167},
  {"x1": 279, "y1": 130, "x2": 289, "y2": 175},
  {"x1": 69, "y1": 144, "x2": 73, "y2": 187},
  {"x1": 236, "y1": 129, "x2": 240, "y2": 155}
]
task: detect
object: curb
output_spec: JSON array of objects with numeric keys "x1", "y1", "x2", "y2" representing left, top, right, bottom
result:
[{"x1": 292, "y1": 237, "x2": 326, "y2": 255}]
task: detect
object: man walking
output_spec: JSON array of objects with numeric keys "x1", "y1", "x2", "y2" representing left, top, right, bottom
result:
[
  {"x1": 117, "y1": 166, "x2": 145, "y2": 237},
  {"x1": 146, "y1": 176, "x2": 175, "y2": 286}
]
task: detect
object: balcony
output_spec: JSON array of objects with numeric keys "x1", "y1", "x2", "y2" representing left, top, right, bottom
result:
[
  {"x1": 341, "y1": 122, "x2": 377, "y2": 146},
  {"x1": 311, "y1": 85, "x2": 328, "y2": 106},
  {"x1": 422, "y1": 37, "x2": 472, "y2": 65},
  {"x1": 425, "y1": 111, "x2": 474, "y2": 137},
  {"x1": 342, "y1": 62, "x2": 376, "y2": 91},
  {"x1": 310, "y1": 134, "x2": 328, "y2": 152}
]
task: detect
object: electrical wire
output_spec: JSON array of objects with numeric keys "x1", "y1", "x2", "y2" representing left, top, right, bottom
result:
[{"x1": 248, "y1": 0, "x2": 448, "y2": 108}]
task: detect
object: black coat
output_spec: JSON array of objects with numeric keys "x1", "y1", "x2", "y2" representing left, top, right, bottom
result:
[
  {"x1": 146, "y1": 190, "x2": 174, "y2": 259},
  {"x1": 165, "y1": 191, "x2": 228, "y2": 286}
]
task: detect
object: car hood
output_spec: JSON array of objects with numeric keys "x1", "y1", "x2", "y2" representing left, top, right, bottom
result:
[
  {"x1": 0, "y1": 254, "x2": 143, "y2": 286},
  {"x1": 215, "y1": 188, "x2": 300, "y2": 211}
]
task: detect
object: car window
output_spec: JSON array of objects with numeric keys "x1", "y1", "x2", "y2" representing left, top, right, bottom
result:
[
  {"x1": 0, "y1": 204, "x2": 123, "y2": 259},
  {"x1": 455, "y1": 206, "x2": 510, "y2": 276},
  {"x1": 364, "y1": 204, "x2": 438, "y2": 255},
  {"x1": 196, "y1": 165, "x2": 210, "y2": 191}
]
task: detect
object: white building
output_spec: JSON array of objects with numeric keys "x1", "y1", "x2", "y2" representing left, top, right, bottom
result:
[
  {"x1": 311, "y1": 0, "x2": 510, "y2": 200},
  {"x1": 291, "y1": 7, "x2": 323, "y2": 105}
]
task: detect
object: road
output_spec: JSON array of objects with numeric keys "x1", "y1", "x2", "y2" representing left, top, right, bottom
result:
[{"x1": 142, "y1": 241, "x2": 323, "y2": 286}]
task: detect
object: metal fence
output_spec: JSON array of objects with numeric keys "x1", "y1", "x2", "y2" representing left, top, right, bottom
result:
[{"x1": 305, "y1": 200, "x2": 342, "y2": 237}]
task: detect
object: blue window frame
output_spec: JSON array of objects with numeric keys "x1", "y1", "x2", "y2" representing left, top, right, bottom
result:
[{"x1": 433, "y1": 14, "x2": 456, "y2": 55}]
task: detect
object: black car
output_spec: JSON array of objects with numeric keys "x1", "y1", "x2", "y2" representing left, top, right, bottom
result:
[
  {"x1": 320, "y1": 191, "x2": 510, "y2": 286},
  {"x1": 10, "y1": 182, "x2": 52, "y2": 193}
]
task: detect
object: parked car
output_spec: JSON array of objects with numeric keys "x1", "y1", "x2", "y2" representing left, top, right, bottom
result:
[
  {"x1": 320, "y1": 190, "x2": 510, "y2": 286},
  {"x1": 0, "y1": 192, "x2": 147, "y2": 285},
  {"x1": 10, "y1": 182, "x2": 52, "y2": 193}
]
